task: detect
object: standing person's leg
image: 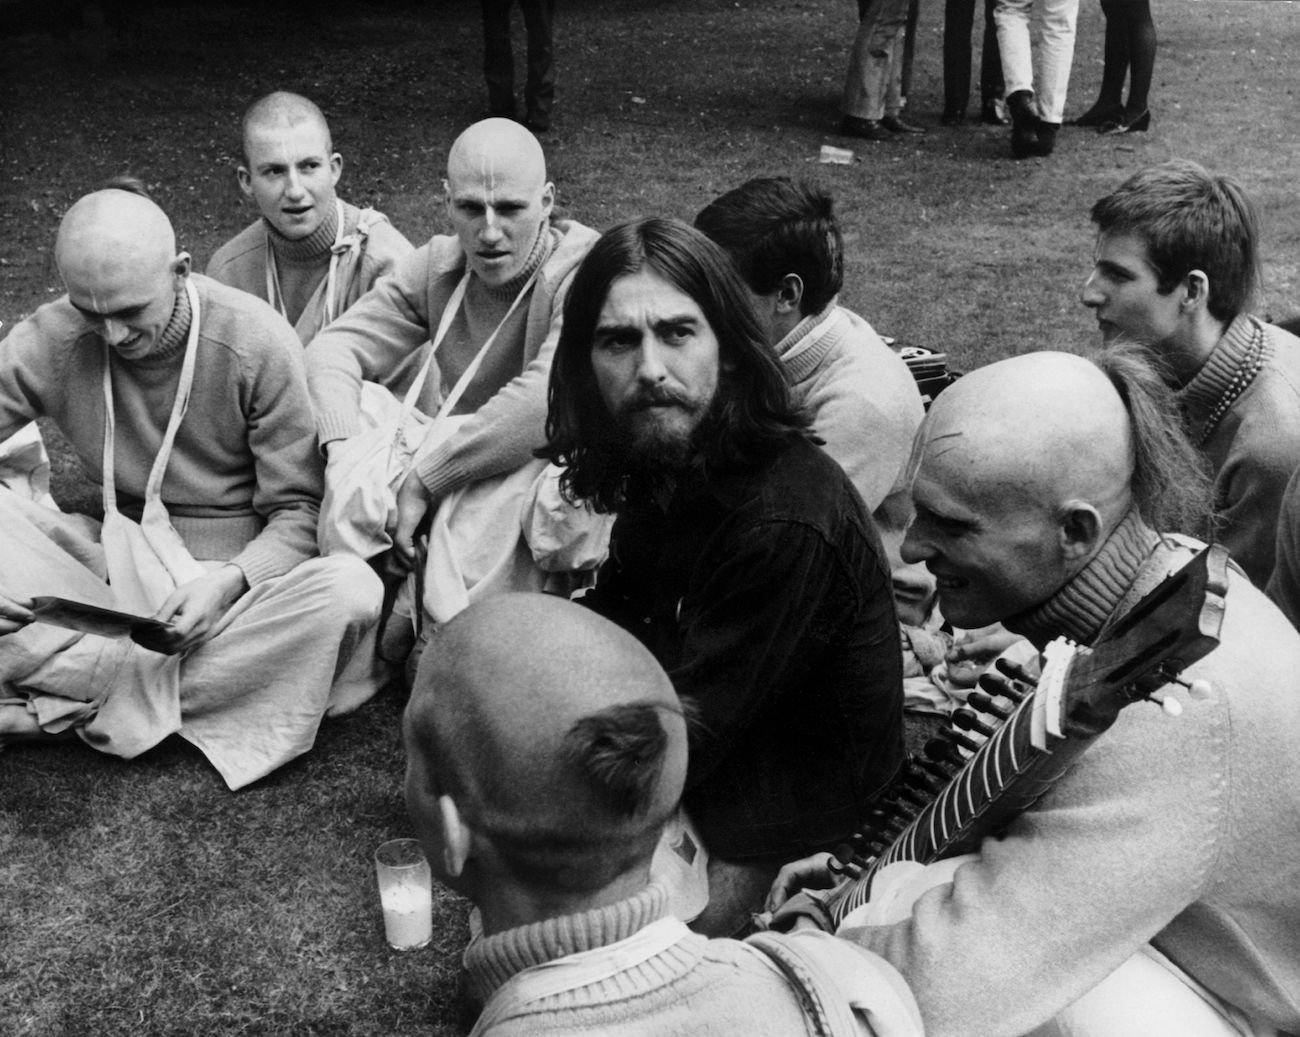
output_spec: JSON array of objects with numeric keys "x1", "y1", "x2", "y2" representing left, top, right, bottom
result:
[
  {"x1": 1034, "y1": 0, "x2": 1081, "y2": 126},
  {"x1": 1100, "y1": 0, "x2": 1154, "y2": 131},
  {"x1": 1074, "y1": 0, "x2": 1127, "y2": 124},
  {"x1": 841, "y1": 0, "x2": 901, "y2": 141},
  {"x1": 943, "y1": 0, "x2": 978, "y2": 122},
  {"x1": 979, "y1": 0, "x2": 1008, "y2": 121},
  {"x1": 518, "y1": 0, "x2": 556, "y2": 131},
  {"x1": 995, "y1": 0, "x2": 1039, "y2": 153},
  {"x1": 480, "y1": 0, "x2": 516, "y2": 119},
  {"x1": 884, "y1": 19, "x2": 927, "y2": 133}
]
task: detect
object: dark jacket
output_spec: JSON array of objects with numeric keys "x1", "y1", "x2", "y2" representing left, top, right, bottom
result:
[{"x1": 584, "y1": 435, "x2": 905, "y2": 860}]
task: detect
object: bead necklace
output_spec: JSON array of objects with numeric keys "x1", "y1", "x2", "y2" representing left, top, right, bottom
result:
[{"x1": 1195, "y1": 320, "x2": 1265, "y2": 447}]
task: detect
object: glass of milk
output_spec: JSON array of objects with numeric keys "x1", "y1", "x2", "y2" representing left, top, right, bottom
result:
[{"x1": 374, "y1": 838, "x2": 434, "y2": 950}]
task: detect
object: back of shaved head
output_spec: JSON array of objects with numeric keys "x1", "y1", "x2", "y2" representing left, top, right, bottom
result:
[
  {"x1": 405, "y1": 594, "x2": 686, "y2": 893},
  {"x1": 241, "y1": 91, "x2": 332, "y2": 160},
  {"x1": 446, "y1": 117, "x2": 547, "y2": 189},
  {"x1": 56, "y1": 189, "x2": 177, "y2": 293}
]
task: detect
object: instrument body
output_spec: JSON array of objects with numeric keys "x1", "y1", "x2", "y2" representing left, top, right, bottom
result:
[{"x1": 786, "y1": 544, "x2": 1229, "y2": 930}]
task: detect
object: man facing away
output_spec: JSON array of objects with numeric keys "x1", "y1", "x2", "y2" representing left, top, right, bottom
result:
[
  {"x1": 1083, "y1": 159, "x2": 1300, "y2": 587},
  {"x1": 305, "y1": 118, "x2": 598, "y2": 587},
  {"x1": 206, "y1": 91, "x2": 414, "y2": 346},
  {"x1": 0, "y1": 188, "x2": 382, "y2": 784},
  {"x1": 770, "y1": 348, "x2": 1300, "y2": 1036},
  {"x1": 540, "y1": 217, "x2": 905, "y2": 937},
  {"x1": 403, "y1": 593, "x2": 923, "y2": 1036}
]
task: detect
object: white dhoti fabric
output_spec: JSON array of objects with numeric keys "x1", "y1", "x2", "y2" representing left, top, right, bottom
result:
[{"x1": 0, "y1": 489, "x2": 383, "y2": 788}]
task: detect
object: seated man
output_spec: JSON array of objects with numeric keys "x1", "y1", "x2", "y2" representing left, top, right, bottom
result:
[
  {"x1": 206, "y1": 92, "x2": 413, "y2": 347},
  {"x1": 304, "y1": 118, "x2": 598, "y2": 587},
  {"x1": 403, "y1": 593, "x2": 923, "y2": 1035},
  {"x1": 771, "y1": 349, "x2": 1300, "y2": 1036},
  {"x1": 1083, "y1": 159, "x2": 1300, "y2": 587},
  {"x1": 540, "y1": 217, "x2": 905, "y2": 936},
  {"x1": 0, "y1": 188, "x2": 382, "y2": 787}
]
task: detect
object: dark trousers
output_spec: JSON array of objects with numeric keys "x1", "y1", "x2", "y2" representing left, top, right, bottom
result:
[
  {"x1": 480, "y1": 0, "x2": 556, "y2": 120},
  {"x1": 943, "y1": 0, "x2": 1003, "y2": 114}
]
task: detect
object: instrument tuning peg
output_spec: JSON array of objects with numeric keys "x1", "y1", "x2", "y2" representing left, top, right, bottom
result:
[
  {"x1": 1146, "y1": 689, "x2": 1185, "y2": 717},
  {"x1": 1156, "y1": 665, "x2": 1215, "y2": 702},
  {"x1": 951, "y1": 708, "x2": 996, "y2": 739},
  {"x1": 967, "y1": 690, "x2": 1012, "y2": 720}
]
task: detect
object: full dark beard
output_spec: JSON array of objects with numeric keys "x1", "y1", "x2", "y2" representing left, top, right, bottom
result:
[{"x1": 612, "y1": 408, "x2": 698, "y2": 472}]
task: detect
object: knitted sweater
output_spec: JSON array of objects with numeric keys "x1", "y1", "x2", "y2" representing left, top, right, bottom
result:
[
  {"x1": 304, "y1": 218, "x2": 599, "y2": 500},
  {"x1": 847, "y1": 510, "x2": 1300, "y2": 1036},
  {"x1": 205, "y1": 200, "x2": 413, "y2": 345},
  {"x1": 1178, "y1": 314, "x2": 1300, "y2": 587},
  {"x1": 776, "y1": 304, "x2": 924, "y2": 529},
  {"x1": 0, "y1": 275, "x2": 322, "y2": 584},
  {"x1": 466, "y1": 882, "x2": 872, "y2": 1035}
]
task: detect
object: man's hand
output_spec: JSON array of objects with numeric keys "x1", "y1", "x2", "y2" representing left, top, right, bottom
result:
[
  {"x1": 766, "y1": 851, "x2": 835, "y2": 914},
  {"x1": 944, "y1": 623, "x2": 1025, "y2": 687},
  {"x1": 391, "y1": 469, "x2": 434, "y2": 572},
  {"x1": 0, "y1": 590, "x2": 35, "y2": 635},
  {"x1": 134, "y1": 565, "x2": 248, "y2": 655}
]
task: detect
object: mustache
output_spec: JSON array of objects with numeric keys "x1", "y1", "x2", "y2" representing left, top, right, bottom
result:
[{"x1": 625, "y1": 385, "x2": 691, "y2": 410}]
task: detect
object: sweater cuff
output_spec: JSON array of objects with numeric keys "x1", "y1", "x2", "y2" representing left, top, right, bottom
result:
[
  {"x1": 316, "y1": 409, "x2": 362, "y2": 445},
  {"x1": 414, "y1": 444, "x2": 470, "y2": 501},
  {"x1": 230, "y1": 540, "x2": 303, "y2": 586}
]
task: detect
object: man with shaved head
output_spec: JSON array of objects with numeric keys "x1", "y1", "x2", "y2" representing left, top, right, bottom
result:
[
  {"x1": 1083, "y1": 160, "x2": 1300, "y2": 587},
  {"x1": 306, "y1": 117, "x2": 598, "y2": 651},
  {"x1": 770, "y1": 348, "x2": 1300, "y2": 1036},
  {"x1": 403, "y1": 593, "x2": 922, "y2": 1035},
  {"x1": 206, "y1": 91, "x2": 414, "y2": 346},
  {"x1": 0, "y1": 187, "x2": 382, "y2": 784}
]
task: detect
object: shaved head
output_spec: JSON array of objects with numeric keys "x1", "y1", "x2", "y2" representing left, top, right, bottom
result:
[
  {"x1": 241, "y1": 91, "x2": 332, "y2": 160},
  {"x1": 443, "y1": 118, "x2": 554, "y2": 286},
  {"x1": 916, "y1": 351, "x2": 1135, "y2": 523},
  {"x1": 55, "y1": 189, "x2": 188, "y2": 360},
  {"x1": 404, "y1": 594, "x2": 686, "y2": 898}
]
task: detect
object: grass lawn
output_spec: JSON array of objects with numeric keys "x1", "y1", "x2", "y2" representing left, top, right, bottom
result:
[{"x1": 1, "y1": 0, "x2": 1298, "y2": 1033}]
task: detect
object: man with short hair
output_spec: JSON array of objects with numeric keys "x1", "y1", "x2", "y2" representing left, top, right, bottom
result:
[
  {"x1": 403, "y1": 593, "x2": 922, "y2": 1035},
  {"x1": 771, "y1": 349, "x2": 1300, "y2": 1036},
  {"x1": 693, "y1": 176, "x2": 923, "y2": 562},
  {"x1": 541, "y1": 217, "x2": 905, "y2": 936},
  {"x1": 0, "y1": 188, "x2": 382, "y2": 783},
  {"x1": 206, "y1": 91, "x2": 413, "y2": 346},
  {"x1": 305, "y1": 118, "x2": 598, "y2": 577},
  {"x1": 1083, "y1": 159, "x2": 1300, "y2": 586}
]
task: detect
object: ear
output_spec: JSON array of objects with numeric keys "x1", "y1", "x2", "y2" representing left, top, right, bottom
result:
[
  {"x1": 437, "y1": 794, "x2": 472, "y2": 879},
  {"x1": 539, "y1": 181, "x2": 556, "y2": 220},
  {"x1": 1182, "y1": 270, "x2": 1210, "y2": 313},
  {"x1": 236, "y1": 166, "x2": 253, "y2": 199},
  {"x1": 170, "y1": 252, "x2": 192, "y2": 289},
  {"x1": 442, "y1": 179, "x2": 454, "y2": 220},
  {"x1": 1057, "y1": 501, "x2": 1104, "y2": 564},
  {"x1": 329, "y1": 152, "x2": 343, "y2": 187},
  {"x1": 775, "y1": 273, "x2": 803, "y2": 316}
]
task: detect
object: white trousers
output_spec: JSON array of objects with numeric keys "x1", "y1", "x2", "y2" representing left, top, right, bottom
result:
[
  {"x1": 994, "y1": 0, "x2": 1080, "y2": 123},
  {"x1": 0, "y1": 490, "x2": 384, "y2": 789}
]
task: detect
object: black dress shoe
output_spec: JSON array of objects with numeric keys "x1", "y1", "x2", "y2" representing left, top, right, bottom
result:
[
  {"x1": 1098, "y1": 109, "x2": 1150, "y2": 135},
  {"x1": 839, "y1": 115, "x2": 894, "y2": 142},
  {"x1": 980, "y1": 98, "x2": 1010, "y2": 125},
  {"x1": 1070, "y1": 100, "x2": 1122, "y2": 127},
  {"x1": 524, "y1": 112, "x2": 551, "y2": 132},
  {"x1": 1031, "y1": 121, "x2": 1059, "y2": 156},
  {"x1": 1006, "y1": 90, "x2": 1039, "y2": 158},
  {"x1": 882, "y1": 114, "x2": 927, "y2": 135}
]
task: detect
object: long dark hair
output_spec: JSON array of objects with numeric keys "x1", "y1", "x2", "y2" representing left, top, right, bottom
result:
[{"x1": 541, "y1": 217, "x2": 810, "y2": 512}]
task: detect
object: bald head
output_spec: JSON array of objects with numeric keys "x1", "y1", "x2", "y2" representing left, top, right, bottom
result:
[
  {"x1": 241, "y1": 91, "x2": 331, "y2": 159},
  {"x1": 918, "y1": 351, "x2": 1135, "y2": 519},
  {"x1": 404, "y1": 594, "x2": 686, "y2": 897},
  {"x1": 443, "y1": 119, "x2": 554, "y2": 286},
  {"x1": 56, "y1": 190, "x2": 188, "y2": 359}
]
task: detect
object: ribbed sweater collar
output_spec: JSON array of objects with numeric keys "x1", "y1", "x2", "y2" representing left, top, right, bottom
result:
[
  {"x1": 774, "y1": 303, "x2": 839, "y2": 383},
  {"x1": 1177, "y1": 313, "x2": 1268, "y2": 428},
  {"x1": 1006, "y1": 509, "x2": 1160, "y2": 649},
  {"x1": 464, "y1": 882, "x2": 669, "y2": 1004},
  {"x1": 479, "y1": 223, "x2": 554, "y2": 303},
  {"x1": 133, "y1": 283, "x2": 192, "y2": 367},
  {"x1": 263, "y1": 200, "x2": 342, "y2": 264}
]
